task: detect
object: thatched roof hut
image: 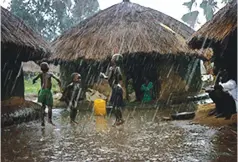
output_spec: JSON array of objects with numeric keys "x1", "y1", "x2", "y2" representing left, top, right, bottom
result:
[
  {"x1": 51, "y1": 1, "x2": 204, "y2": 101},
  {"x1": 188, "y1": 0, "x2": 237, "y2": 80},
  {"x1": 1, "y1": 7, "x2": 50, "y2": 62},
  {"x1": 188, "y1": 0, "x2": 237, "y2": 49},
  {"x1": 50, "y1": 0, "x2": 199, "y2": 62},
  {"x1": 1, "y1": 7, "x2": 50, "y2": 101}
]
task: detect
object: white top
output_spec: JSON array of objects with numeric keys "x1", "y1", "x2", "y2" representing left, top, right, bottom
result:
[
  {"x1": 200, "y1": 60, "x2": 207, "y2": 75},
  {"x1": 219, "y1": 79, "x2": 237, "y2": 111}
]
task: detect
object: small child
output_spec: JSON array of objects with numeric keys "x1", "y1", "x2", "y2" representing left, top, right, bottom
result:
[
  {"x1": 60, "y1": 73, "x2": 83, "y2": 124},
  {"x1": 100, "y1": 54, "x2": 125, "y2": 126},
  {"x1": 110, "y1": 83, "x2": 125, "y2": 125},
  {"x1": 33, "y1": 62, "x2": 61, "y2": 126}
]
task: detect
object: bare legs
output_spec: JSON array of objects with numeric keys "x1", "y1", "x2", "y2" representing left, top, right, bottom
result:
[
  {"x1": 41, "y1": 104, "x2": 46, "y2": 126},
  {"x1": 41, "y1": 105, "x2": 55, "y2": 126},
  {"x1": 70, "y1": 108, "x2": 78, "y2": 124},
  {"x1": 114, "y1": 107, "x2": 124, "y2": 126}
]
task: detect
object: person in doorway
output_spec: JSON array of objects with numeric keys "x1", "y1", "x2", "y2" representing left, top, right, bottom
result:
[
  {"x1": 60, "y1": 73, "x2": 83, "y2": 124},
  {"x1": 100, "y1": 54, "x2": 125, "y2": 126},
  {"x1": 33, "y1": 62, "x2": 61, "y2": 126},
  {"x1": 141, "y1": 77, "x2": 153, "y2": 103}
]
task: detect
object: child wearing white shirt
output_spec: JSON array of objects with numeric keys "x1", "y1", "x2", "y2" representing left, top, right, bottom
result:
[
  {"x1": 208, "y1": 69, "x2": 237, "y2": 119},
  {"x1": 219, "y1": 79, "x2": 237, "y2": 112}
]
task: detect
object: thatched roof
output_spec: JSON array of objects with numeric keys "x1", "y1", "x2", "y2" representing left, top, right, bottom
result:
[
  {"x1": 50, "y1": 1, "x2": 199, "y2": 62},
  {"x1": 188, "y1": 0, "x2": 237, "y2": 49},
  {"x1": 1, "y1": 7, "x2": 50, "y2": 61},
  {"x1": 22, "y1": 61, "x2": 60, "y2": 73}
]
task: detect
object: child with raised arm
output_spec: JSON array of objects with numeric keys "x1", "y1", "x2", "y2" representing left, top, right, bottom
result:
[
  {"x1": 100, "y1": 54, "x2": 125, "y2": 126},
  {"x1": 33, "y1": 62, "x2": 61, "y2": 126}
]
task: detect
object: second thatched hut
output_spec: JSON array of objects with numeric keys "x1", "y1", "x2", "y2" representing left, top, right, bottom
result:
[
  {"x1": 1, "y1": 7, "x2": 50, "y2": 101},
  {"x1": 50, "y1": 0, "x2": 204, "y2": 102},
  {"x1": 188, "y1": 0, "x2": 237, "y2": 80}
]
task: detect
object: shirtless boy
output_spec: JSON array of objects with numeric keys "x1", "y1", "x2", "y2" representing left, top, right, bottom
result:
[{"x1": 33, "y1": 62, "x2": 61, "y2": 126}]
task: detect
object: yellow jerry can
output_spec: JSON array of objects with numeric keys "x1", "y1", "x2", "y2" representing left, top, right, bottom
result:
[{"x1": 94, "y1": 99, "x2": 106, "y2": 116}]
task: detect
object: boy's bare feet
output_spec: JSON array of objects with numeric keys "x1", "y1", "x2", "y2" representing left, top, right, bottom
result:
[
  {"x1": 112, "y1": 119, "x2": 125, "y2": 126},
  {"x1": 113, "y1": 121, "x2": 119, "y2": 126},
  {"x1": 70, "y1": 120, "x2": 78, "y2": 124},
  {"x1": 116, "y1": 119, "x2": 125, "y2": 126},
  {"x1": 48, "y1": 120, "x2": 55, "y2": 126}
]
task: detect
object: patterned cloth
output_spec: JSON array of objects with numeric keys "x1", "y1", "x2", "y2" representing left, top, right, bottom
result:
[{"x1": 141, "y1": 82, "x2": 153, "y2": 102}]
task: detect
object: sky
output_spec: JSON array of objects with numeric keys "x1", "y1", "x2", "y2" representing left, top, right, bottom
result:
[{"x1": 1, "y1": 0, "x2": 226, "y2": 30}]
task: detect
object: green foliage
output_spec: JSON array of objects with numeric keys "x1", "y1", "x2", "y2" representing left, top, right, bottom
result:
[
  {"x1": 200, "y1": 0, "x2": 218, "y2": 21},
  {"x1": 181, "y1": 11, "x2": 199, "y2": 28},
  {"x1": 24, "y1": 78, "x2": 40, "y2": 94},
  {"x1": 72, "y1": 0, "x2": 100, "y2": 20},
  {"x1": 181, "y1": 0, "x2": 231, "y2": 28},
  {"x1": 10, "y1": 0, "x2": 100, "y2": 41},
  {"x1": 183, "y1": 0, "x2": 196, "y2": 11}
]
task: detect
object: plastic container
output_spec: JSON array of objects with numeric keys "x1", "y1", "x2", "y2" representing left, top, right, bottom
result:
[{"x1": 94, "y1": 99, "x2": 106, "y2": 116}]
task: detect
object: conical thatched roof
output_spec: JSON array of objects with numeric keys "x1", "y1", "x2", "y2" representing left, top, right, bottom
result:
[
  {"x1": 1, "y1": 7, "x2": 50, "y2": 61},
  {"x1": 51, "y1": 1, "x2": 198, "y2": 62},
  {"x1": 188, "y1": 0, "x2": 237, "y2": 49}
]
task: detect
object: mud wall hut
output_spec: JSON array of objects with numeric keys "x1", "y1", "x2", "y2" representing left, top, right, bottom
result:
[
  {"x1": 50, "y1": 0, "x2": 205, "y2": 101},
  {"x1": 188, "y1": 0, "x2": 237, "y2": 80},
  {"x1": 1, "y1": 7, "x2": 50, "y2": 101}
]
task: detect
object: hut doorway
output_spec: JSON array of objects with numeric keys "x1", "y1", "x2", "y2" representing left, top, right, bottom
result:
[
  {"x1": 1, "y1": 61, "x2": 24, "y2": 100},
  {"x1": 125, "y1": 55, "x2": 159, "y2": 101}
]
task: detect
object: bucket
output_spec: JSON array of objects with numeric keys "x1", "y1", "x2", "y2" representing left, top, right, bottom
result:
[{"x1": 94, "y1": 99, "x2": 106, "y2": 116}]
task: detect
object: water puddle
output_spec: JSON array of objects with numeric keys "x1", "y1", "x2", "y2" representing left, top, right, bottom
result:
[{"x1": 1, "y1": 109, "x2": 237, "y2": 161}]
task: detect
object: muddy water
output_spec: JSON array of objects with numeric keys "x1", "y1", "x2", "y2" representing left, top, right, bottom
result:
[{"x1": 1, "y1": 109, "x2": 237, "y2": 162}]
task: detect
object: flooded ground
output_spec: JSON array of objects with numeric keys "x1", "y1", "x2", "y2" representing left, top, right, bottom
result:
[{"x1": 1, "y1": 108, "x2": 237, "y2": 162}]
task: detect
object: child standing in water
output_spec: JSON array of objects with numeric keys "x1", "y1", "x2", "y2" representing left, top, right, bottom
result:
[
  {"x1": 60, "y1": 73, "x2": 83, "y2": 124},
  {"x1": 33, "y1": 62, "x2": 61, "y2": 126},
  {"x1": 100, "y1": 54, "x2": 125, "y2": 126}
]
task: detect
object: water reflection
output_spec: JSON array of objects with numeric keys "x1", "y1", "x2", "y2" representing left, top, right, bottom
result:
[
  {"x1": 1, "y1": 108, "x2": 237, "y2": 162},
  {"x1": 95, "y1": 116, "x2": 108, "y2": 133}
]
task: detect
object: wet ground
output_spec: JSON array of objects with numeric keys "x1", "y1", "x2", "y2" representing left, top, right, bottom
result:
[{"x1": 1, "y1": 108, "x2": 237, "y2": 162}]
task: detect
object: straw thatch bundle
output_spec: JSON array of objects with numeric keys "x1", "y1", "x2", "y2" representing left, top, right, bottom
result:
[
  {"x1": 51, "y1": 1, "x2": 197, "y2": 62},
  {"x1": 1, "y1": 7, "x2": 50, "y2": 61},
  {"x1": 188, "y1": 0, "x2": 237, "y2": 49}
]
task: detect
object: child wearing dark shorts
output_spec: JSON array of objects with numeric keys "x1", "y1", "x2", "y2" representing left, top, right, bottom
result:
[{"x1": 100, "y1": 54, "x2": 125, "y2": 126}]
